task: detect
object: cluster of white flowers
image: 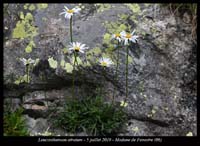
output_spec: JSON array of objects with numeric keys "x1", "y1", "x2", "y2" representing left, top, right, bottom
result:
[
  {"x1": 112, "y1": 30, "x2": 139, "y2": 45},
  {"x1": 60, "y1": 5, "x2": 114, "y2": 68}
]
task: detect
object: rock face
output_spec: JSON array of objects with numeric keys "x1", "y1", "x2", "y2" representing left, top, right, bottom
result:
[{"x1": 3, "y1": 4, "x2": 197, "y2": 136}]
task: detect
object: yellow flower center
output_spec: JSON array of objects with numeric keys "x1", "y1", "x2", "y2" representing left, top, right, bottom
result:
[
  {"x1": 126, "y1": 33, "x2": 132, "y2": 39},
  {"x1": 115, "y1": 33, "x2": 121, "y2": 38},
  {"x1": 74, "y1": 47, "x2": 80, "y2": 52},
  {"x1": 67, "y1": 9, "x2": 74, "y2": 13},
  {"x1": 101, "y1": 62, "x2": 107, "y2": 67}
]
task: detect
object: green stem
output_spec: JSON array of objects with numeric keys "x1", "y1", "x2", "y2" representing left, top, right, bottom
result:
[
  {"x1": 44, "y1": 44, "x2": 47, "y2": 106},
  {"x1": 24, "y1": 65, "x2": 29, "y2": 103},
  {"x1": 26, "y1": 65, "x2": 29, "y2": 83},
  {"x1": 72, "y1": 52, "x2": 76, "y2": 100},
  {"x1": 123, "y1": 46, "x2": 129, "y2": 107},
  {"x1": 112, "y1": 41, "x2": 120, "y2": 105},
  {"x1": 75, "y1": 53, "x2": 82, "y2": 99},
  {"x1": 75, "y1": 53, "x2": 79, "y2": 67},
  {"x1": 116, "y1": 41, "x2": 120, "y2": 86},
  {"x1": 70, "y1": 17, "x2": 73, "y2": 42},
  {"x1": 70, "y1": 16, "x2": 74, "y2": 100},
  {"x1": 100, "y1": 67, "x2": 104, "y2": 97},
  {"x1": 102, "y1": 67, "x2": 106, "y2": 96},
  {"x1": 43, "y1": 73, "x2": 48, "y2": 106}
]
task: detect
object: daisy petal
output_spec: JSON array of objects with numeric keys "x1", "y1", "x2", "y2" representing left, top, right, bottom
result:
[
  {"x1": 64, "y1": 6, "x2": 69, "y2": 10},
  {"x1": 80, "y1": 44, "x2": 86, "y2": 48},
  {"x1": 131, "y1": 30, "x2": 135, "y2": 35},
  {"x1": 124, "y1": 39, "x2": 128, "y2": 45},
  {"x1": 120, "y1": 31, "x2": 126, "y2": 36},
  {"x1": 79, "y1": 50, "x2": 84, "y2": 53},
  {"x1": 59, "y1": 12, "x2": 66, "y2": 15}
]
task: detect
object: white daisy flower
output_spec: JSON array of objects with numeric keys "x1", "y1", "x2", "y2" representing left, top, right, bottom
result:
[
  {"x1": 121, "y1": 30, "x2": 139, "y2": 45},
  {"x1": 68, "y1": 42, "x2": 88, "y2": 53},
  {"x1": 20, "y1": 58, "x2": 35, "y2": 66},
  {"x1": 99, "y1": 57, "x2": 113, "y2": 67},
  {"x1": 59, "y1": 6, "x2": 81, "y2": 19},
  {"x1": 111, "y1": 31, "x2": 124, "y2": 42}
]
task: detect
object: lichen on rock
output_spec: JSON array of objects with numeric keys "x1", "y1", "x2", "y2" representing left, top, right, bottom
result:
[
  {"x1": 29, "y1": 4, "x2": 36, "y2": 11},
  {"x1": 12, "y1": 12, "x2": 38, "y2": 53},
  {"x1": 13, "y1": 12, "x2": 38, "y2": 39},
  {"x1": 37, "y1": 4, "x2": 48, "y2": 10},
  {"x1": 95, "y1": 4, "x2": 111, "y2": 13}
]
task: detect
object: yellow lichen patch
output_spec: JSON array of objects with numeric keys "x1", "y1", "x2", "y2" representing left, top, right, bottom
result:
[
  {"x1": 86, "y1": 47, "x2": 102, "y2": 63},
  {"x1": 13, "y1": 21, "x2": 27, "y2": 39},
  {"x1": 91, "y1": 47, "x2": 102, "y2": 56},
  {"x1": 83, "y1": 61, "x2": 91, "y2": 67},
  {"x1": 118, "y1": 14, "x2": 129, "y2": 20},
  {"x1": 29, "y1": 4, "x2": 36, "y2": 11},
  {"x1": 48, "y1": 57, "x2": 58, "y2": 69},
  {"x1": 13, "y1": 12, "x2": 38, "y2": 39},
  {"x1": 124, "y1": 4, "x2": 141, "y2": 14},
  {"x1": 25, "y1": 40, "x2": 35, "y2": 53},
  {"x1": 20, "y1": 12, "x2": 25, "y2": 19},
  {"x1": 102, "y1": 53, "x2": 111, "y2": 59},
  {"x1": 132, "y1": 127, "x2": 139, "y2": 132},
  {"x1": 103, "y1": 22, "x2": 127, "y2": 34},
  {"x1": 103, "y1": 33, "x2": 111, "y2": 44},
  {"x1": 63, "y1": 48, "x2": 68, "y2": 54},
  {"x1": 37, "y1": 4, "x2": 48, "y2": 10},
  {"x1": 60, "y1": 59, "x2": 65, "y2": 68},
  {"x1": 186, "y1": 132, "x2": 193, "y2": 136},
  {"x1": 14, "y1": 75, "x2": 26, "y2": 85},
  {"x1": 24, "y1": 4, "x2": 29, "y2": 10},
  {"x1": 71, "y1": 56, "x2": 83, "y2": 66},
  {"x1": 95, "y1": 4, "x2": 111, "y2": 13},
  {"x1": 128, "y1": 56, "x2": 133, "y2": 64},
  {"x1": 13, "y1": 12, "x2": 38, "y2": 53},
  {"x1": 23, "y1": 74, "x2": 30, "y2": 83},
  {"x1": 64, "y1": 63, "x2": 73, "y2": 73}
]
